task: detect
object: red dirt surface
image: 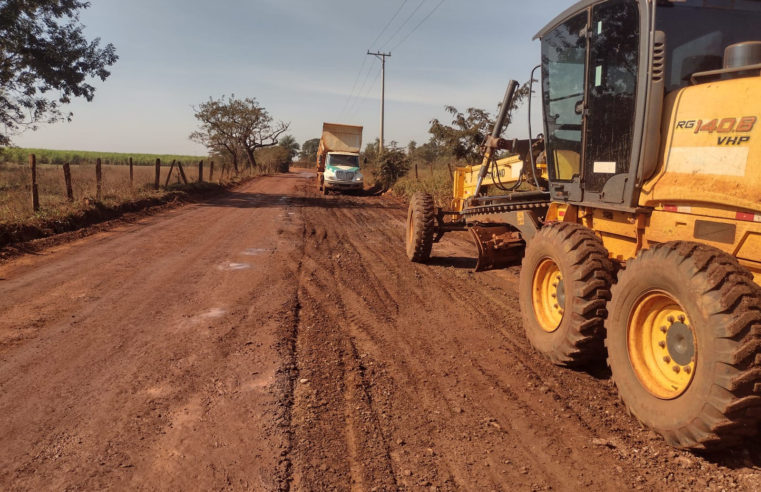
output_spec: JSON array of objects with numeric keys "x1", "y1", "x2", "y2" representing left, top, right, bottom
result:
[{"x1": 2, "y1": 170, "x2": 761, "y2": 490}]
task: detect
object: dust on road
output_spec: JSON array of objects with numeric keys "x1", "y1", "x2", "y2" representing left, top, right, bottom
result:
[{"x1": 2, "y1": 170, "x2": 761, "y2": 490}]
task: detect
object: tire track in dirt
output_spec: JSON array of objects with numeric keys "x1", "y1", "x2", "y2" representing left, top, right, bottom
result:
[
  {"x1": 288, "y1": 181, "x2": 761, "y2": 491},
  {"x1": 4, "y1": 172, "x2": 761, "y2": 490},
  {"x1": 0, "y1": 174, "x2": 309, "y2": 491}
]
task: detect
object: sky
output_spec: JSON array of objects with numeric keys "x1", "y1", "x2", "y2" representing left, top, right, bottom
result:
[{"x1": 15, "y1": 0, "x2": 573, "y2": 155}]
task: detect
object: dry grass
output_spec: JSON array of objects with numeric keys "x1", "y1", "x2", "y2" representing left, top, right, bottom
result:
[
  {"x1": 391, "y1": 165, "x2": 453, "y2": 207},
  {"x1": 0, "y1": 161, "x2": 243, "y2": 225}
]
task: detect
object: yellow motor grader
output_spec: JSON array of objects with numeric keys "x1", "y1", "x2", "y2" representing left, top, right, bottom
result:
[{"x1": 406, "y1": 0, "x2": 761, "y2": 450}]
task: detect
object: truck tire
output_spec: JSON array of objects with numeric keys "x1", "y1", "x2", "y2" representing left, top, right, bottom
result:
[
  {"x1": 519, "y1": 222, "x2": 614, "y2": 367},
  {"x1": 606, "y1": 241, "x2": 761, "y2": 449},
  {"x1": 406, "y1": 192, "x2": 435, "y2": 263}
]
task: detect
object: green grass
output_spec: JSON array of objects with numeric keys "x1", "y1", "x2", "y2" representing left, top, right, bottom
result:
[{"x1": 0, "y1": 147, "x2": 207, "y2": 166}]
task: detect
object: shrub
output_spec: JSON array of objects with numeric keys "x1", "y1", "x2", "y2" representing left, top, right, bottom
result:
[
  {"x1": 255, "y1": 146, "x2": 291, "y2": 173},
  {"x1": 376, "y1": 147, "x2": 410, "y2": 190}
]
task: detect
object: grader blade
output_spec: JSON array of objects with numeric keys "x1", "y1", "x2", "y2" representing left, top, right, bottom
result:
[{"x1": 470, "y1": 225, "x2": 524, "y2": 272}]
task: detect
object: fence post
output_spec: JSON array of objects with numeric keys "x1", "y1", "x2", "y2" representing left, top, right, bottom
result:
[
  {"x1": 129, "y1": 157, "x2": 134, "y2": 190},
  {"x1": 415, "y1": 163, "x2": 419, "y2": 181},
  {"x1": 446, "y1": 162, "x2": 454, "y2": 181},
  {"x1": 154, "y1": 158, "x2": 161, "y2": 190},
  {"x1": 209, "y1": 161, "x2": 214, "y2": 182},
  {"x1": 63, "y1": 163, "x2": 74, "y2": 202},
  {"x1": 164, "y1": 160, "x2": 176, "y2": 188},
  {"x1": 30, "y1": 154, "x2": 39, "y2": 212},
  {"x1": 96, "y1": 158, "x2": 102, "y2": 201},
  {"x1": 177, "y1": 162, "x2": 188, "y2": 184},
  {"x1": 198, "y1": 160, "x2": 204, "y2": 182}
]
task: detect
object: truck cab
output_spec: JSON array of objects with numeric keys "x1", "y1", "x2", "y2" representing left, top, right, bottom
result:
[
  {"x1": 323, "y1": 151, "x2": 363, "y2": 192},
  {"x1": 316, "y1": 123, "x2": 364, "y2": 195}
]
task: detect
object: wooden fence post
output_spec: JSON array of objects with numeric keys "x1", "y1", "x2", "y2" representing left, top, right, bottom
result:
[
  {"x1": 446, "y1": 162, "x2": 454, "y2": 181},
  {"x1": 164, "y1": 160, "x2": 176, "y2": 188},
  {"x1": 154, "y1": 158, "x2": 161, "y2": 190},
  {"x1": 96, "y1": 158, "x2": 102, "y2": 201},
  {"x1": 414, "y1": 163, "x2": 419, "y2": 181},
  {"x1": 30, "y1": 154, "x2": 39, "y2": 212},
  {"x1": 177, "y1": 162, "x2": 188, "y2": 184},
  {"x1": 129, "y1": 157, "x2": 134, "y2": 190},
  {"x1": 209, "y1": 161, "x2": 214, "y2": 181},
  {"x1": 198, "y1": 160, "x2": 204, "y2": 182},
  {"x1": 63, "y1": 163, "x2": 74, "y2": 202}
]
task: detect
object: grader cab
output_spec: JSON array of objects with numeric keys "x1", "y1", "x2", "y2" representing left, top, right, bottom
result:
[{"x1": 406, "y1": 0, "x2": 761, "y2": 449}]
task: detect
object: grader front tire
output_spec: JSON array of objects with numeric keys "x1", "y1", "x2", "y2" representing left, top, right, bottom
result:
[
  {"x1": 519, "y1": 223, "x2": 615, "y2": 367},
  {"x1": 406, "y1": 192, "x2": 435, "y2": 263},
  {"x1": 606, "y1": 242, "x2": 761, "y2": 449}
]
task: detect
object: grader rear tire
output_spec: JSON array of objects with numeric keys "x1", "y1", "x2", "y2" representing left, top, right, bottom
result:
[
  {"x1": 406, "y1": 192, "x2": 435, "y2": 263},
  {"x1": 519, "y1": 222, "x2": 614, "y2": 367},
  {"x1": 606, "y1": 242, "x2": 761, "y2": 449}
]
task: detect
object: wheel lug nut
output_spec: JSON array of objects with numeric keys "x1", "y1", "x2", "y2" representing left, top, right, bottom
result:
[
  {"x1": 668, "y1": 316, "x2": 675, "y2": 323},
  {"x1": 658, "y1": 341, "x2": 666, "y2": 349},
  {"x1": 551, "y1": 293, "x2": 557, "y2": 298},
  {"x1": 684, "y1": 366, "x2": 692, "y2": 375},
  {"x1": 678, "y1": 315, "x2": 686, "y2": 323},
  {"x1": 663, "y1": 356, "x2": 671, "y2": 363},
  {"x1": 673, "y1": 366, "x2": 681, "y2": 374},
  {"x1": 554, "y1": 303, "x2": 559, "y2": 309},
  {"x1": 660, "y1": 326, "x2": 668, "y2": 333}
]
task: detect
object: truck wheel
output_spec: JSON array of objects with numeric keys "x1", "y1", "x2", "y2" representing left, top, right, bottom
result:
[
  {"x1": 519, "y1": 223, "x2": 614, "y2": 367},
  {"x1": 606, "y1": 242, "x2": 761, "y2": 449},
  {"x1": 406, "y1": 192, "x2": 435, "y2": 262}
]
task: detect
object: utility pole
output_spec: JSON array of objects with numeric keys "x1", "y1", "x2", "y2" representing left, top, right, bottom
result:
[{"x1": 367, "y1": 50, "x2": 391, "y2": 156}]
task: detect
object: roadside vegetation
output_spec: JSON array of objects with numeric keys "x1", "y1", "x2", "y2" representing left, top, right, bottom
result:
[
  {"x1": 1, "y1": 148, "x2": 205, "y2": 166},
  {"x1": 0, "y1": 142, "x2": 294, "y2": 247}
]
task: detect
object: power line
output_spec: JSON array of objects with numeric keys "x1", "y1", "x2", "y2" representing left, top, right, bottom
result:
[
  {"x1": 379, "y1": 0, "x2": 429, "y2": 50},
  {"x1": 389, "y1": 0, "x2": 445, "y2": 51},
  {"x1": 347, "y1": 63, "x2": 379, "y2": 115},
  {"x1": 339, "y1": 56, "x2": 368, "y2": 116},
  {"x1": 340, "y1": 0, "x2": 409, "y2": 118},
  {"x1": 348, "y1": 69, "x2": 382, "y2": 117},
  {"x1": 368, "y1": 0, "x2": 408, "y2": 50}
]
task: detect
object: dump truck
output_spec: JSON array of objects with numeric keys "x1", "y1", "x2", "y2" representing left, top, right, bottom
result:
[
  {"x1": 406, "y1": 0, "x2": 761, "y2": 450},
  {"x1": 316, "y1": 123, "x2": 364, "y2": 194}
]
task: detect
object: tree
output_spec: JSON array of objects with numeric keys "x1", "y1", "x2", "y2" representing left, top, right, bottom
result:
[
  {"x1": 0, "y1": 0, "x2": 118, "y2": 146},
  {"x1": 278, "y1": 135, "x2": 300, "y2": 161},
  {"x1": 190, "y1": 95, "x2": 289, "y2": 172},
  {"x1": 190, "y1": 97, "x2": 243, "y2": 173},
  {"x1": 428, "y1": 82, "x2": 530, "y2": 163},
  {"x1": 233, "y1": 97, "x2": 289, "y2": 169},
  {"x1": 376, "y1": 145, "x2": 410, "y2": 190},
  {"x1": 299, "y1": 138, "x2": 319, "y2": 162}
]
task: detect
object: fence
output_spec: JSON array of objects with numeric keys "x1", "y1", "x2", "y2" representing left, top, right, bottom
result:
[{"x1": 22, "y1": 154, "x2": 226, "y2": 212}]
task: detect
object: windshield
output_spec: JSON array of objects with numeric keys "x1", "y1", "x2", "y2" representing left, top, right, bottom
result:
[
  {"x1": 656, "y1": 1, "x2": 761, "y2": 92},
  {"x1": 327, "y1": 154, "x2": 359, "y2": 168}
]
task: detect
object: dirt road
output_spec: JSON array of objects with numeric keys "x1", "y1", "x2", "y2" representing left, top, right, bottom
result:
[{"x1": 2, "y1": 171, "x2": 761, "y2": 491}]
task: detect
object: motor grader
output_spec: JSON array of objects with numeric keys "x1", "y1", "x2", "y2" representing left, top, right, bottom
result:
[{"x1": 406, "y1": 0, "x2": 761, "y2": 450}]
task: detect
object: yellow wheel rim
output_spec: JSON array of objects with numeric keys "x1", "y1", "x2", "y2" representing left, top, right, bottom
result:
[
  {"x1": 532, "y1": 258, "x2": 565, "y2": 333},
  {"x1": 628, "y1": 291, "x2": 696, "y2": 399}
]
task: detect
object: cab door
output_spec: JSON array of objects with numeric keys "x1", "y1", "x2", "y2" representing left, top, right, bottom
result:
[
  {"x1": 582, "y1": 0, "x2": 640, "y2": 204},
  {"x1": 541, "y1": 11, "x2": 588, "y2": 202}
]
